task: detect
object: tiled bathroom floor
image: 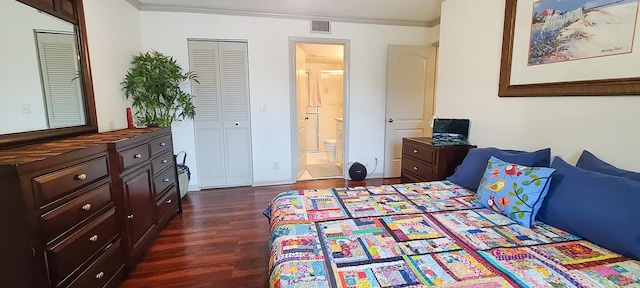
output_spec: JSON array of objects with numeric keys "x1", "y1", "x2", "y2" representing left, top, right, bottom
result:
[{"x1": 298, "y1": 152, "x2": 342, "y2": 181}]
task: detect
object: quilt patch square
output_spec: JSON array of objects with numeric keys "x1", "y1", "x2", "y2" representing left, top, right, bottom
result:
[
  {"x1": 474, "y1": 208, "x2": 516, "y2": 226},
  {"x1": 394, "y1": 180, "x2": 468, "y2": 197},
  {"x1": 339, "y1": 194, "x2": 421, "y2": 217},
  {"x1": 454, "y1": 228, "x2": 517, "y2": 250},
  {"x1": 494, "y1": 224, "x2": 553, "y2": 246},
  {"x1": 366, "y1": 185, "x2": 399, "y2": 195},
  {"x1": 407, "y1": 254, "x2": 513, "y2": 287},
  {"x1": 270, "y1": 235, "x2": 325, "y2": 269},
  {"x1": 303, "y1": 195, "x2": 348, "y2": 221},
  {"x1": 479, "y1": 247, "x2": 580, "y2": 287},
  {"x1": 432, "y1": 210, "x2": 496, "y2": 231},
  {"x1": 270, "y1": 260, "x2": 329, "y2": 288},
  {"x1": 531, "y1": 241, "x2": 623, "y2": 269},
  {"x1": 380, "y1": 214, "x2": 447, "y2": 241},
  {"x1": 432, "y1": 250, "x2": 497, "y2": 280},
  {"x1": 575, "y1": 260, "x2": 640, "y2": 287},
  {"x1": 397, "y1": 238, "x2": 461, "y2": 255},
  {"x1": 319, "y1": 218, "x2": 402, "y2": 264},
  {"x1": 336, "y1": 260, "x2": 422, "y2": 287},
  {"x1": 530, "y1": 222, "x2": 581, "y2": 242},
  {"x1": 408, "y1": 195, "x2": 473, "y2": 212}
]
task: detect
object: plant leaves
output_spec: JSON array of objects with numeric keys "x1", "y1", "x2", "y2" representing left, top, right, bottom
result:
[
  {"x1": 515, "y1": 201, "x2": 524, "y2": 205},
  {"x1": 522, "y1": 194, "x2": 529, "y2": 202},
  {"x1": 517, "y1": 188, "x2": 523, "y2": 194},
  {"x1": 512, "y1": 183, "x2": 518, "y2": 189},
  {"x1": 522, "y1": 180, "x2": 532, "y2": 186},
  {"x1": 508, "y1": 192, "x2": 516, "y2": 196},
  {"x1": 534, "y1": 179, "x2": 541, "y2": 186},
  {"x1": 517, "y1": 212, "x2": 525, "y2": 219},
  {"x1": 513, "y1": 206, "x2": 520, "y2": 211}
]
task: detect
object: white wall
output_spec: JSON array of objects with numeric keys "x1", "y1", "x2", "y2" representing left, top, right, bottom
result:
[
  {"x1": 436, "y1": 0, "x2": 640, "y2": 170},
  {"x1": 0, "y1": 1, "x2": 74, "y2": 134},
  {"x1": 139, "y1": 12, "x2": 439, "y2": 186},
  {"x1": 84, "y1": 0, "x2": 142, "y2": 132}
]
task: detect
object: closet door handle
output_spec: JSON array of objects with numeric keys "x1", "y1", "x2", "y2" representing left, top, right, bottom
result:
[
  {"x1": 388, "y1": 118, "x2": 394, "y2": 123},
  {"x1": 234, "y1": 122, "x2": 240, "y2": 126}
]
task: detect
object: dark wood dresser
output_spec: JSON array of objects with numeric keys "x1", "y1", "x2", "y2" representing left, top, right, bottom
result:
[
  {"x1": 401, "y1": 137, "x2": 475, "y2": 183},
  {"x1": 0, "y1": 127, "x2": 179, "y2": 288}
]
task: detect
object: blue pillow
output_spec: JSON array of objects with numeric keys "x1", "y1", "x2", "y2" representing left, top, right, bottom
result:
[
  {"x1": 471, "y1": 156, "x2": 555, "y2": 227},
  {"x1": 537, "y1": 157, "x2": 640, "y2": 260},
  {"x1": 576, "y1": 150, "x2": 640, "y2": 182},
  {"x1": 447, "y1": 147, "x2": 551, "y2": 191}
]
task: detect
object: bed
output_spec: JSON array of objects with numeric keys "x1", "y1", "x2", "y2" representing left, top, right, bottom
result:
[{"x1": 267, "y1": 180, "x2": 640, "y2": 287}]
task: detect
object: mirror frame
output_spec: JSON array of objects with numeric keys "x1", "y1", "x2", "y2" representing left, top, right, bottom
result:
[{"x1": 0, "y1": 0, "x2": 97, "y2": 148}]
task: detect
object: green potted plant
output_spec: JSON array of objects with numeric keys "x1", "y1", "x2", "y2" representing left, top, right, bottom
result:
[{"x1": 122, "y1": 51, "x2": 198, "y2": 127}]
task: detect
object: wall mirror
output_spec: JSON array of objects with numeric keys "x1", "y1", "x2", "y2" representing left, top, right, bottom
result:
[{"x1": 0, "y1": 0, "x2": 96, "y2": 148}]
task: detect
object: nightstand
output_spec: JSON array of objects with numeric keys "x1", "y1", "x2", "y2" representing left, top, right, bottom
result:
[{"x1": 401, "y1": 137, "x2": 475, "y2": 183}]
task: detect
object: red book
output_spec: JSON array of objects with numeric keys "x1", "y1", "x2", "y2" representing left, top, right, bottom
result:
[{"x1": 126, "y1": 108, "x2": 134, "y2": 128}]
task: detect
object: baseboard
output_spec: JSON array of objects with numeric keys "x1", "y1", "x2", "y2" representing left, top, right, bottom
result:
[{"x1": 252, "y1": 179, "x2": 296, "y2": 187}]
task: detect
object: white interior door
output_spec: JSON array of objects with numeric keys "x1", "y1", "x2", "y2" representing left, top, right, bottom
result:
[
  {"x1": 384, "y1": 45, "x2": 436, "y2": 177},
  {"x1": 296, "y1": 45, "x2": 308, "y2": 178},
  {"x1": 189, "y1": 40, "x2": 252, "y2": 188},
  {"x1": 219, "y1": 42, "x2": 253, "y2": 186},
  {"x1": 190, "y1": 41, "x2": 226, "y2": 187}
]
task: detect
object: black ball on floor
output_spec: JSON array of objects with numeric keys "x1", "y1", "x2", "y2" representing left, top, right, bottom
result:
[{"x1": 349, "y1": 162, "x2": 367, "y2": 181}]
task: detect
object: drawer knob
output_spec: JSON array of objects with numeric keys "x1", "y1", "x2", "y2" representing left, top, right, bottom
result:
[
  {"x1": 134, "y1": 154, "x2": 142, "y2": 159},
  {"x1": 127, "y1": 214, "x2": 134, "y2": 219},
  {"x1": 89, "y1": 235, "x2": 98, "y2": 242},
  {"x1": 160, "y1": 142, "x2": 166, "y2": 146},
  {"x1": 95, "y1": 272, "x2": 104, "y2": 280},
  {"x1": 161, "y1": 159, "x2": 168, "y2": 164},
  {"x1": 163, "y1": 178, "x2": 170, "y2": 182},
  {"x1": 166, "y1": 199, "x2": 172, "y2": 204},
  {"x1": 413, "y1": 149, "x2": 418, "y2": 153},
  {"x1": 81, "y1": 204, "x2": 92, "y2": 211},
  {"x1": 76, "y1": 173, "x2": 87, "y2": 180},
  {"x1": 413, "y1": 166, "x2": 418, "y2": 171}
]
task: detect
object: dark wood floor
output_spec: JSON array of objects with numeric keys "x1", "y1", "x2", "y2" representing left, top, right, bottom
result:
[{"x1": 120, "y1": 177, "x2": 401, "y2": 288}]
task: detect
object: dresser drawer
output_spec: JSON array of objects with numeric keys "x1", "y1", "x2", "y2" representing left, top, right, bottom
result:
[
  {"x1": 155, "y1": 186, "x2": 178, "y2": 225},
  {"x1": 149, "y1": 134, "x2": 172, "y2": 156},
  {"x1": 153, "y1": 166, "x2": 176, "y2": 197},
  {"x1": 402, "y1": 157, "x2": 435, "y2": 180},
  {"x1": 119, "y1": 144, "x2": 149, "y2": 170},
  {"x1": 47, "y1": 208, "x2": 118, "y2": 286},
  {"x1": 33, "y1": 157, "x2": 109, "y2": 206},
  {"x1": 68, "y1": 240, "x2": 123, "y2": 288},
  {"x1": 40, "y1": 183, "x2": 112, "y2": 244},
  {"x1": 151, "y1": 151, "x2": 174, "y2": 175},
  {"x1": 403, "y1": 141, "x2": 435, "y2": 165}
]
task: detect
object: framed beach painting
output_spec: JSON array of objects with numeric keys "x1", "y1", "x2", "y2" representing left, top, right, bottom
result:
[{"x1": 499, "y1": 0, "x2": 640, "y2": 97}]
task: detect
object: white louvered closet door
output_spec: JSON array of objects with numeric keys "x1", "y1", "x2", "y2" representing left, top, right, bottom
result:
[
  {"x1": 188, "y1": 41, "x2": 253, "y2": 188},
  {"x1": 36, "y1": 32, "x2": 85, "y2": 128}
]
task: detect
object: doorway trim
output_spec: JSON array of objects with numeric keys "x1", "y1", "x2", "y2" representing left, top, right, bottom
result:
[{"x1": 289, "y1": 37, "x2": 351, "y2": 182}]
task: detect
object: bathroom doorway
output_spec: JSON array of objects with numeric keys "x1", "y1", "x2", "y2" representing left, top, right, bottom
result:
[{"x1": 290, "y1": 38, "x2": 348, "y2": 181}]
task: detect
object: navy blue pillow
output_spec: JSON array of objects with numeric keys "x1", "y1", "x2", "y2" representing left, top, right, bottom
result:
[
  {"x1": 537, "y1": 157, "x2": 640, "y2": 260},
  {"x1": 447, "y1": 147, "x2": 551, "y2": 191},
  {"x1": 576, "y1": 150, "x2": 640, "y2": 182}
]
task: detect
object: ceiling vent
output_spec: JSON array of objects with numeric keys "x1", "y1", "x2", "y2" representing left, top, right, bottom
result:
[{"x1": 311, "y1": 20, "x2": 331, "y2": 34}]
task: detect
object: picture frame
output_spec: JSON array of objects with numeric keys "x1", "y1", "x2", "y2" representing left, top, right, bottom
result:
[{"x1": 498, "y1": 0, "x2": 640, "y2": 97}]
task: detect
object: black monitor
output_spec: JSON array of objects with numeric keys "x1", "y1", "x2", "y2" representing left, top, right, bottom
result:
[{"x1": 432, "y1": 118, "x2": 470, "y2": 139}]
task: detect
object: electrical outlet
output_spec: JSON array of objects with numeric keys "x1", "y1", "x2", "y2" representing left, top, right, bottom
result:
[
  {"x1": 21, "y1": 103, "x2": 30, "y2": 114},
  {"x1": 273, "y1": 160, "x2": 279, "y2": 170}
]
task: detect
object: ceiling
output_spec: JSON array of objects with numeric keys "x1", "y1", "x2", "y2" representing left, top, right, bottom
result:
[{"x1": 127, "y1": 0, "x2": 443, "y2": 27}]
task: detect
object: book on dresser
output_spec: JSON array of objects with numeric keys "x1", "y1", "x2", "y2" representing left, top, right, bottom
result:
[{"x1": 401, "y1": 137, "x2": 476, "y2": 183}]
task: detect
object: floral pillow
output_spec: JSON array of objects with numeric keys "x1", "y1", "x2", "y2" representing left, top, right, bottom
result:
[{"x1": 471, "y1": 156, "x2": 555, "y2": 228}]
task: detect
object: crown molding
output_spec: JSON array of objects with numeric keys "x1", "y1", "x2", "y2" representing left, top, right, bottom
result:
[
  {"x1": 135, "y1": 3, "x2": 440, "y2": 27},
  {"x1": 125, "y1": 0, "x2": 141, "y2": 10}
]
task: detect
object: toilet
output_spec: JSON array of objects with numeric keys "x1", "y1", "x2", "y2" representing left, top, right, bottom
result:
[{"x1": 324, "y1": 139, "x2": 337, "y2": 162}]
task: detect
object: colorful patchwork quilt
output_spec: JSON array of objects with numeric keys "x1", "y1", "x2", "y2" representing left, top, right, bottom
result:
[{"x1": 267, "y1": 181, "x2": 640, "y2": 288}]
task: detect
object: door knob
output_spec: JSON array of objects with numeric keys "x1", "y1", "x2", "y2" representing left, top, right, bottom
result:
[
  {"x1": 305, "y1": 117, "x2": 309, "y2": 120},
  {"x1": 234, "y1": 122, "x2": 240, "y2": 126},
  {"x1": 388, "y1": 118, "x2": 394, "y2": 123}
]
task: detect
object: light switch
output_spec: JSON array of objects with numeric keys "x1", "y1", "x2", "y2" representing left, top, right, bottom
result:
[{"x1": 260, "y1": 104, "x2": 267, "y2": 113}]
